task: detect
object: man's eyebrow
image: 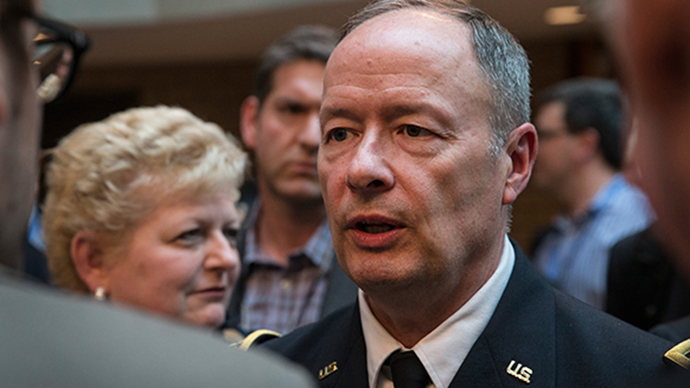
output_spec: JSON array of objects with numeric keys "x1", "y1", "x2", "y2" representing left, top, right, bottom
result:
[
  {"x1": 319, "y1": 106, "x2": 361, "y2": 126},
  {"x1": 320, "y1": 103, "x2": 441, "y2": 121},
  {"x1": 382, "y1": 104, "x2": 427, "y2": 120},
  {"x1": 319, "y1": 103, "x2": 456, "y2": 134},
  {"x1": 383, "y1": 103, "x2": 454, "y2": 129},
  {"x1": 273, "y1": 96, "x2": 311, "y2": 106}
]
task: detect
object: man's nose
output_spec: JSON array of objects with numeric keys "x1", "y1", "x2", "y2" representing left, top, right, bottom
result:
[
  {"x1": 298, "y1": 112, "x2": 321, "y2": 151},
  {"x1": 346, "y1": 131, "x2": 394, "y2": 194}
]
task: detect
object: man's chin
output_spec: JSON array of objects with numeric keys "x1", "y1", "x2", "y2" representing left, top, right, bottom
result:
[
  {"x1": 347, "y1": 260, "x2": 423, "y2": 293},
  {"x1": 276, "y1": 186, "x2": 323, "y2": 205}
]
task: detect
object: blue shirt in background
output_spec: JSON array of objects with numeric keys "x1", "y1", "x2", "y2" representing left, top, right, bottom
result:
[{"x1": 533, "y1": 174, "x2": 653, "y2": 309}]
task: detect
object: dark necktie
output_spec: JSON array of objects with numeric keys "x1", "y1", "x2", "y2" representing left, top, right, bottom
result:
[{"x1": 387, "y1": 350, "x2": 431, "y2": 388}]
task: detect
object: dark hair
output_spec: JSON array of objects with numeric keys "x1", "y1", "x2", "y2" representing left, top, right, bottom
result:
[
  {"x1": 253, "y1": 25, "x2": 337, "y2": 104},
  {"x1": 0, "y1": 0, "x2": 34, "y2": 78},
  {"x1": 341, "y1": 0, "x2": 531, "y2": 153},
  {"x1": 0, "y1": 0, "x2": 35, "y2": 115},
  {"x1": 537, "y1": 78, "x2": 623, "y2": 169}
]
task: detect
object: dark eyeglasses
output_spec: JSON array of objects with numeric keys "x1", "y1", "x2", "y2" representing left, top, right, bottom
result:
[{"x1": 33, "y1": 17, "x2": 90, "y2": 104}]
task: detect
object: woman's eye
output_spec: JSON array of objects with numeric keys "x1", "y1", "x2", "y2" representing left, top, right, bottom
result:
[
  {"x1": 329, "y1": 128, "x2": 350, "y2": 142},
  {"x1": 177, "y1": 228, "x2": 202, "y2": 242},
  {"x1": 403, "y1": 125, "x2": 432, "y2": 137},
  {"x1": 223, "y1": 228, "x2": 239, "y2": 246}
]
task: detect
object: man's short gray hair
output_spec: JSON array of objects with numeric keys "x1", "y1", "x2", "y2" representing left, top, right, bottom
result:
[{"x1": 341, "y1": 0, "x2": 531, "y2": 155}]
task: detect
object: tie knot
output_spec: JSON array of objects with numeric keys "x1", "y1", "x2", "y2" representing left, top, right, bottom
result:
[{"x1": 386, "y1": 350, "x2": 431, "y2": 388}]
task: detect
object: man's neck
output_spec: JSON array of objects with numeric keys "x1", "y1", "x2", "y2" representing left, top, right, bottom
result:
[
  {"x1": 559, "y1": 163, "x2": 617, "y2": 218},
  {"x1": 363, "y1": 235, "x2": 505, "y2": 348},
  {"x1": 255, "y1": 193, "x2": 325, "y2": 266}
]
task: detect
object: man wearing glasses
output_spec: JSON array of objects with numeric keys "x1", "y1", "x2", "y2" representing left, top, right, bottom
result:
[{"x1": 0, "y1": 1, "x2": 314, "y2": 386}]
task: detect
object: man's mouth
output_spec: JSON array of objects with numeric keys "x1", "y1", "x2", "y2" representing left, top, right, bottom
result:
[
  {"x1": 289, "y1": 161, "x2": 318, "y2": 174},
  {"x1": 356, "y1": 221, "x2": 397, "y2": 234},
  {"x1": 346, "y1": 215, "x2": 405, "y2": 248},
  {"x1": 348, "y1": 216, "x2": 404, "y2": 234}
]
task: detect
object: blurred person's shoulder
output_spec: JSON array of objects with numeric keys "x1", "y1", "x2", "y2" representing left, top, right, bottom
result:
[{"x1": 0, "y1": 269, "x2": 315, "y2": 388}]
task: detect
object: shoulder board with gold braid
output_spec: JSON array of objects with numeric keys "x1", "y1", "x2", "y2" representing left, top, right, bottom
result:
[
  {"x1": 664, "y1": 338, "x2": 690, "y2": 369},
  {"x1": 236, "y1": 329, "x2": 282, "y2": 351}
]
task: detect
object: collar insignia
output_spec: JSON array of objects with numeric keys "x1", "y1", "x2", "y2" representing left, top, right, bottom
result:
[
  {"x1": 664, "y1": 339, "x2": 690, "y2": 369},
  {"x1": 507, "y1": 360, "x2": 532, "y2": 384},
  {"x1": 319, "y1": 362, "x2": 338, "y2": 380}
]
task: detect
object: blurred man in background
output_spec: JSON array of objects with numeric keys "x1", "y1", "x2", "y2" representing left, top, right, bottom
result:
[
  {"x1": 605, "y1": 123, "x2": 690, "y2": 332},
  {"x1": 592, "y1": 0, "x2": 690, "y2": 285},
  {"x1": 531, "y1": 78, "x2": 651, "y2": 309},
  {"x1": 586, "y1": 0, "x2": 690, "y2": 373},
  {"x1": 226, "y1": 26, "x2": 357, "y2": 335}
]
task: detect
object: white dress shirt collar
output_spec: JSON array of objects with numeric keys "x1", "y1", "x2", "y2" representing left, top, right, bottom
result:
[{"x1": 359, "y1": 235, "x2": 516, "y2": 388}]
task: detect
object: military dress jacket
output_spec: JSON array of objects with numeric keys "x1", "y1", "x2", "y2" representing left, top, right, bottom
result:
[{"x1": 264, "y1": 242, "x2": 681, "y2": 387}]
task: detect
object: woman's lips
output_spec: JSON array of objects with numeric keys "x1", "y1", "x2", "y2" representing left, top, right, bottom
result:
[{"x1": 191, "y1": 287, "x2": 228, "y2": 300}]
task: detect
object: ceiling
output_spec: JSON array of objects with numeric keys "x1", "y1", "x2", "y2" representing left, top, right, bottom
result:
[{"x1": 74, "y1": 0, "x2": 600, "y2": 66}]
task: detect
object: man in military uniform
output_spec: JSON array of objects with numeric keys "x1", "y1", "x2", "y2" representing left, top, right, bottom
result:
[{"x1": 263, "y1": 0, "x2": 678, "y2": 386}]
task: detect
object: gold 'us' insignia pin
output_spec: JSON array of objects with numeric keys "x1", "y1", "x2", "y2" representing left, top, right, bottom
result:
[
  {"x1": 319, "y1": 362, "x2": 338, "y2": 380},
  {"x1": 506, "y1": 360, "x2": 532, "y2": 384}
]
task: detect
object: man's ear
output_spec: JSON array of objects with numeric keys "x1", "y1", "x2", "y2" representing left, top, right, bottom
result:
[
  {"x1": 503, "y1": 123, "x2": 538, "y2": 205},
  {"x1": 239, "y1": 96, "x2": 260, "y2": 150},
  {"x1": 70, "y1": 230, "x2": 110, "y2": 294}
]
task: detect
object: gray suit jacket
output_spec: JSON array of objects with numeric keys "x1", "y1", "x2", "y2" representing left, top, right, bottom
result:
[{"x1": 0, "y1": 269, "x2": 315, "y2": 388}]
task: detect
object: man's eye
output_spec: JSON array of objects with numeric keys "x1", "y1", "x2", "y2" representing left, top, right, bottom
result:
[
  {"x1": 403, "y1": 125, "x2": 432, "y2": 137},
  {"x1": 329, "y1": 128, "x2": 350, "y2": 142},
  {"x1": 281, "y1": 103, "x2": 306, "y2": 115}
]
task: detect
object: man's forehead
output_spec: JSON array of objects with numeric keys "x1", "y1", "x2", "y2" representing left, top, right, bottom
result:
[
  {"x1": 334, "y1": 8, "x2": 473, "y2": 61},
  {"x1": 322, "y1": 8, "x2": 490, "y2": 112},
  {"x1": 326, "y1": 9, "x2": 482, "y2": 84}
]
